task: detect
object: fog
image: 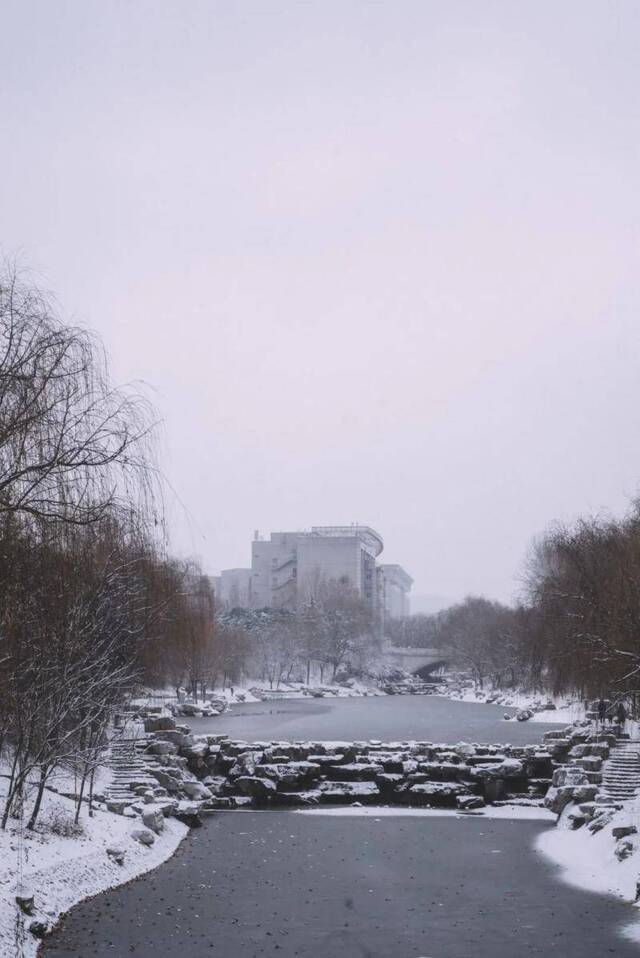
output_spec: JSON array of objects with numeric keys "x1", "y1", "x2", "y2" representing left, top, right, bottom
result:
[{"x1": 2, "y1": 0, "x2": 639, "y2": 604}]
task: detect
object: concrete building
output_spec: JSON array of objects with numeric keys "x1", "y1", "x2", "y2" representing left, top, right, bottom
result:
[
  {"x1": 379, "y1": 563, "x2": 413, "y2": 620},
  {"x1": 248, "y1": 526, "x2": 410, "y2": 621},
  {"x1": 213, "y1": 567, "x2": 253, "y2": 610}
]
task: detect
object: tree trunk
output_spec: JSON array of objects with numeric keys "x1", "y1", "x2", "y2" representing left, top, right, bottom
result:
[{"x1": 27, "y1": 765, "x2": 49, "y2": 831}]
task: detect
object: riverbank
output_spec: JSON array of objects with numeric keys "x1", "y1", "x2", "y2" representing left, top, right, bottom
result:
[
  {"x1": 538, "y1": 792, "x2": 640, "y2": 939},
  {"x1": 435, "y1": 677, "x2": 586, "y2": 724},
  {"x1": 0, "y1": 775, "x2": 187, "y2": 957}
]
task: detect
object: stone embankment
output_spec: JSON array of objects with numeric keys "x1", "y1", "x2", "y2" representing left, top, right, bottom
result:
[
  {"x1": 543, "y1": 720, "x2": 640, "y2": 841},
  {"x1": 95, "y1": 715, "x2": 562, "y2": 830}
]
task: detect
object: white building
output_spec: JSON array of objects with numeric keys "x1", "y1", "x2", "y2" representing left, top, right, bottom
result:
[
  {"x1": 213, "y1": 567, "x2": 253, "y2": 610},
  {"x1": 379, "y1": 563, "x2": 413, "y2": 620},
  {"x1": 249, "y1": 526, "x2": 410, "y2": 620}
]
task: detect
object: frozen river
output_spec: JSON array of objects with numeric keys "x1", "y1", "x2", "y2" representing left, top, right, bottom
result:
[
  {"x1": 42, "y1": 694, "x2": 640, "y2": 958},
  {"x1": 186, "y1": 692, "x2": 564, "y2": 745},
  {"x1": 44, "y1": 811, "x2": 640, "y2": 957}
]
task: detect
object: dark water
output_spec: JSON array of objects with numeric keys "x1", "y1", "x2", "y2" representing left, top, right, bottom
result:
[
  {"x1": 44, "y1": 811, "x2": 640, "y2": 958},
  {"x1": 186, "y1": 694, "x2": 564, "y2": 746}
]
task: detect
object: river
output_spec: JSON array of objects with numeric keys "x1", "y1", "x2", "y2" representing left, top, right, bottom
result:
[
  {"x1": 186, "y1": 692, "x2": 564, "y2": 745},
  {"x1": 43, "y1": 694, "x2": 640, "y2": 958}
]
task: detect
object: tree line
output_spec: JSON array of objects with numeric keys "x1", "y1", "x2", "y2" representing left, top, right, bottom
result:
[{"x1": 395, "y1": 502, "x2": 640, "y2": 702}]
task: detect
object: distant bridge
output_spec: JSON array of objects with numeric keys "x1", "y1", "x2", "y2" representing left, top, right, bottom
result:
[{"x1": 386, "y1": 646, "x2": 449, "y2": 679}]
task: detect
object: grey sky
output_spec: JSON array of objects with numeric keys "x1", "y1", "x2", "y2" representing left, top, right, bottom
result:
[{"x1": 2, "y1": 1, "x2": 640, "y2": 604}]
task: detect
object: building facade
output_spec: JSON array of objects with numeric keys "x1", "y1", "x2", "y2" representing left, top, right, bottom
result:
[
  {"x1": 213, "y1": 567, "x2": 253, "y2": 610},
  {"x1": 245, "y1": 525, "x2": 411, "y2": 621},
  {"x1": 379, "y1": 563, "x2": 413, "y2": 620}
]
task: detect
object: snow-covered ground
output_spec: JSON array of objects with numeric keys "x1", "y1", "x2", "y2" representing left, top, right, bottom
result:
[
  {"x1": 537, "y1": 798, "x2": 640, "y2": 942},
  {"x1": 0, "y1": 774, "x2": 187, "y2": 957},
  {"x1": 437, "y1": 681, "x2": 586, "y2": 724}
]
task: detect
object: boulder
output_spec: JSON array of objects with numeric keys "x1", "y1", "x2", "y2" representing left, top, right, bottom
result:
[
  {"x1": 612, "y1": 824, "x2": 638, "y2": 840},
  {"x1": 516, "y1": 709, "x2": 533, "y2": 722},
  {"x1": 416, "y1": 762, "x2": 465, "y2": 782},
  {"x1": 154, "y1": 730, "x2": 190, "y2": 748},
  {"x1": 326, "y1": 762, "x2": 384, "y2": 781},
  {"x1": 615, "y1": 838, "x2": 635, "y2": 861},
  {"x1": 408, "y1": 782, "x2": 467, "y2": 807},
  {"x1": 316, "y1": 781, "x2": 380, "y2": 804},
  {"x1": 235, "y1": 776, "x2": 277, "y2": 800},
  {"x1": 148, "y1": 769, "x2": 182, "y2": 793},
  {"x1": 144, "y1": 716, "x2": 176, "y2": 733},
  {"x1": 131, "y1": 828, "x2": 155, "y2": 846},
  {"x1": 142, "y1": 807, "x2": 165, "y2": 834},
  {"x1": 228, "y1": 750, "x2": 264, "y2": 779},
  {"x1": 552, "y1": 766, "x2": 589, "y2": 788},
  {"x1": 29, "y1": 920, "x2": 49, "y2": 938},
  {"x1": 588, "y1": 810, "x2": 615, "y2": 834},
  {"x1": 181, "y1": 780, "x2": 212, "y2": 801},
  {"x1": 272, "y1": 790, "x2": 321, "y2": 807},
  {"x1": 106, "y1": 846, "x2": 126, "y2": 865},
  {"x1": 174, "y1": 800, "x2": 203, "y2": 827},
  {"x1": 456, "y1": 794, "x2": 485, "y2": 810},
  {"x1": 16, "y1": 893, "x2": 35, "y2": 915},
  {"x1": 183, "y1": 741, "x2": 209, "y2": 760}
]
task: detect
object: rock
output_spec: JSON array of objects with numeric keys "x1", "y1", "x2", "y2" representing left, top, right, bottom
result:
[
  {"x1": 16, "y1": 893, "x2": 35, "y2": 915},
  {"x1": 612, "y1": 824, "x2": 638, "y2": 839},
  {"x1": 183, "y1": 741, "x2": 209, "y2": 760},
  {"x1": 106, "y1": 799, "x2": 130, "y2": 814},
  {"x1": 29, "y1": 920, "x2": 49, "y2": 939},
  {"x1": 552, "y1": 766, "x2": 589, "y2": 788},
  {"x1": 147, "y1": 740, "x2": 179, "y2": 756},
  {"x1": 408, "y1": 782, "x2": 467, "y2": 806},
  {"x1": 228, "y1": 750, "x2": 264, "y2": 779},
  {"x1": 181, "y1": 780, "x2": 212, "y2": 801},
  {"x1": 272, "y1": 790, "x2": 321, "y2": 807},
  {"x1": 144, "y1": 716, "x2": 176, "y2": 733},
  {"x1": 154, "y1": 729, "x2": 191, "y2": 748},
  {"x1": 202, "y1": 775, "x2": 227, "y2": 794},
  {"x1": 567, "y1": 812, "x2": 586, "y2": 830},
  {"x1": 122, "y1": 806, "x2": 137, "y2": 818},
  {"x1": 416, "y1": 761, "x2": 465, "y2": 782},
  {"x1": 174, "y1": 801, "x2": 203, "y2": 827},
  {"x1": 615, "y1": 838, "x2": 635, "y2": 861},
  {"x1": 235, "y1": 776, "x2": 277, "y2": 800},
  {"x1": 106, "y1": 846, "x2": 126, "y2": 865},
  {"x1": 148, "y1": 769, "x2": 182, "y2": 793},
  {"x1": 142, "y1": 807, "x2": 165, "y2": 834},
  {"x1": 326, "y1": 762, "x2": 384, "y2": 781},
  {"x1": 456, "y1": 794, "x2": 485, "y2": 810},
  {"x1": 516, "y1": 709, "x2": 533, "y2": 722},
  {"x1": 254, "y1": 762, "x2": 321, "y2": 785},
  {"x1": 131, "y1": 828, "x2": 155, "y2": 846},
  {"x1": 503, "y1": 713, "x2": 512, "y2": 720},
  {"x1": 545, "y1": 784, "x2": 597, "y2": 815},
  {"x1": 316, "y1": 781, "x2": 380, "y2": 804}
]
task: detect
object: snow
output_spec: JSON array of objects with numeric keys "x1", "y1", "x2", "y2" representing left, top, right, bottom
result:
[
  {"x1": 537, "y1": 798, "x2": 640, "y2": 944},
  {"x1": 0, "y1": 773, "x2": 187, "y2": 957},
  {"x1": 296, "y1": 805, "x2": 556, "y2": 821},
  {"x1": 437, "y1": 682, "x2": 586, "y2": 724}
]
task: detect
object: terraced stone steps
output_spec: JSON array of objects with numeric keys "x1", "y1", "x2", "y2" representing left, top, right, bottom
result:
[
  {"x1": 601, "y1": 742, "x2": 640, "y2": 801},
  {"x1": 103, "y1": 736, "x2": 158, "y2": 805}
]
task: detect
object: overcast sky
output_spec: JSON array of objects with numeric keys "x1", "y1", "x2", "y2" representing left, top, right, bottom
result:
[{"x1": 2, "y1": 1, "x2": 640, "y2": 605}]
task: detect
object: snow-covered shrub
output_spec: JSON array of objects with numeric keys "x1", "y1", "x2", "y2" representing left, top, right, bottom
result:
[{"x1": 45, "y1": 805, "x2": 85, "y2": 838}]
